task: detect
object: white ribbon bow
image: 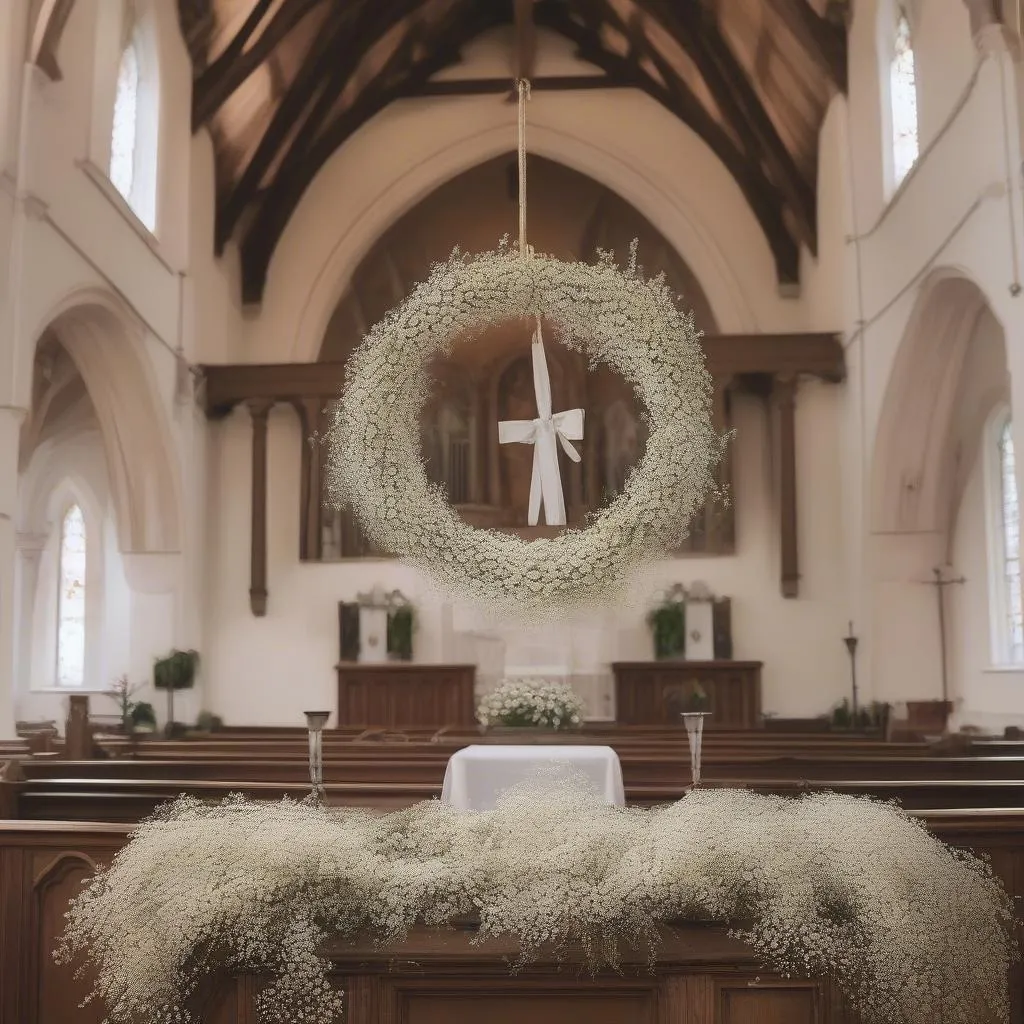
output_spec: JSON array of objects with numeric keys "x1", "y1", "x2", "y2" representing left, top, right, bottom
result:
[{"x1": 498, "y1": 321, "x2": 585, "y2": 526}]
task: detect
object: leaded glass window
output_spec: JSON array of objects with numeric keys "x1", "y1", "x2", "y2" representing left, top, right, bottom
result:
[
  {"x1": 110, "y1": 42, "x2": 139, "y2": 202},
  {"x1": 1000, "y1": 421, "x2": 1024, "y2": 663},
  {"x1": 56, "y1": 504, "x2": 86, "y2": 687},
  {"x1": 891, "y1": 12, "x2": 919, "y2": 187}
]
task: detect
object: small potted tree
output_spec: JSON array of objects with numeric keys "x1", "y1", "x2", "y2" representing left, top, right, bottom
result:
[
  {"x1": 646, "y1": 585, "x2": 687, "y2": 660},
  {"x1": 153, "y1": 650, "x2": 199, "y2": 738},
  {"x1": 105, "y1": 676, "x2": 156, "y2": 736}
]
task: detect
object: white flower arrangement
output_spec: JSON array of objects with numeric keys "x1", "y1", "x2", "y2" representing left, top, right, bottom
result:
[
  {"x1": 324, "y1": 242, "x2": 725, "y2": 612},
  {"x1": 58, "y1": 784, "x2": 1015, "y2": 1024},
  {"x1": 477, "y1": 677, "x2": 585, "y2": 729}
]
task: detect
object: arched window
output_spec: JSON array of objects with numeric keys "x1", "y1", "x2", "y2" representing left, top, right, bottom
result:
[
  {"x1": 997, "y1": 420, "x2": 1024, "y2": 663},
  {"x1": 890, "y1": 11, "x2": 919, "y2": 187},
  {"x1": 110, "y1": 40, "x2": 139, "y2": 204},
  {"x1": 56, "y1": 504, "x2": 87, "y2": 687}
]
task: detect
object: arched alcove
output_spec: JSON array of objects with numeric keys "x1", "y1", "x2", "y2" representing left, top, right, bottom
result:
[
  {"x1": 29, "y1": 290, "x2": 182, "y2": 555},
  {"x1": 313, "y1": 154, "x2": 731, "y2": 560}
]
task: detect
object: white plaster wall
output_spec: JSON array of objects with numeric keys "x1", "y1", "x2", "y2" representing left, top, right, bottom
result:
[{"x1": 6, "y1": 1, "x2": 1024, "y2": 732}]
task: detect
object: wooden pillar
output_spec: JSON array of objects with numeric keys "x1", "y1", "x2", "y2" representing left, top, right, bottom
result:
[
  {"x1": 248, "y1": 399, "x2": 273, "y2": 616},
  {"x1": 295, "y1": 398, "x2": 324, "y2": 561},
  {"x1": 65, "y1": 695, "x2": 91, "y2": 759},
  {"x1": 711, "y1": 375, "x2": 735, "y2": 552},
  {"x1": 775, "y1": 375, "x2": 799, "y2": 598}
]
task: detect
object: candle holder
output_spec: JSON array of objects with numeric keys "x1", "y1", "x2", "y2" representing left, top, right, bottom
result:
[
  {"x1": 680, "y1": 712, "x2": 711, "y2": 788},
  {"x1": 304, "y1": 711, "x2": 331, "y2": 804}
]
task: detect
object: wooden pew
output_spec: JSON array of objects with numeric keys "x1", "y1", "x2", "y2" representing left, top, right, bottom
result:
[{"x1": 2, "y1": 809, "x2": 1021, "y2": 1024}]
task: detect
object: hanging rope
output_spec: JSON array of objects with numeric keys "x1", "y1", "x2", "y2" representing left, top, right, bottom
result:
[{"x1": 516, "y1": 78, "x2": 531, "y2": 257}]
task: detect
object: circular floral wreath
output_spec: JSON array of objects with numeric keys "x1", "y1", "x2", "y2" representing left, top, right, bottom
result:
[{"x1": 325, "y1": 243, "x2": 724, "y2": 610}]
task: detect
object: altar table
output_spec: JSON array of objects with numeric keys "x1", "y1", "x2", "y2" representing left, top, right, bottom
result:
[{"x1": 441, "y1": 745, "x2": 625, "y2": 811}]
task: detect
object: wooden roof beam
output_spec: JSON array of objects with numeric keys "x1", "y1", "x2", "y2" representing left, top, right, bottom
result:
[
  {"x1": 199, "y1": 333, "x2": 844, "y2": 412},
  {"x1": 191, "y1": 0, "x2": 327, "y2": 130},
  {"x1": 214, "y1": 2, "x2": 370, "y2": 251},
  {"x1": 764, "y1": 0, "x2": 847, "y2": 93},
  {"x1": 514, "y1": 0, "x2": 537, "y2": 80},
  {"x1": 541, "y1": 2, "x2": 799, "y2": 283},
  {"x1": 644, "y1": 0, "x2": 818, "y2": 256},
  {"x1": 240, "y1": 0, "x2": 501, "y2": 302}
]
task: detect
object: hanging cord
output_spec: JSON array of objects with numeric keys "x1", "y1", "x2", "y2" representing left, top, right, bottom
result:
[{"x1": 516, "y1": 78, "x2": 531, "y2": 257}]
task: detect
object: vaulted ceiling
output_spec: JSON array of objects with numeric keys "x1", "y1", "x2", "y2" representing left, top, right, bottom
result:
[{"x1": 177, "y1": 0, "x2": 849, "y2": 304}]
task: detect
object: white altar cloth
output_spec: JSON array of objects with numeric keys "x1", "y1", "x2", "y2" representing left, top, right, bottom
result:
[{"x1": 440, "y1": 744, "x2": 625, "y2": 812}]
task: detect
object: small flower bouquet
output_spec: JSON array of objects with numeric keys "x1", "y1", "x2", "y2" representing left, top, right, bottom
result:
[{"x1": 477, "y1": 677, "x2": 585, "y2": 730}]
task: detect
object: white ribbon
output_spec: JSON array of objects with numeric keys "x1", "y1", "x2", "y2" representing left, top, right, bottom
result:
[{"x1": 498, "y1": 320, "x2": 585, "y2": 526}]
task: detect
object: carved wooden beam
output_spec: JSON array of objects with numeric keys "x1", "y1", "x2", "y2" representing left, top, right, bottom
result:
[
  {"x1": 191, "y1": 0, "x2": 327, "y2": 129},
  {"x1": 538, "y1": 1, "x2": 800, "y2": 284},
  {"x1": 404, "y1": 74, "x2": 628, "y2": 97},
  {"x1": 199, "y1": 333, "x2": 842, "y2": 414},
  {"x1": 247, "y1": 399, "x2": 274, "y2": 616},
  {"x1": 651, "y1": 0, "x2": 818, "y2": 255},
  {"x1": 514, "y1": 0, "x2": 537, "y2": 80},
  {"x1": 214, "y1": 1, "x2": 368, "y2": 251},
  {"x1": 239, "y1": 0, "x2": 501, "y2": 302},
  {"x1": 775, "y1": 376, "x2": 800, "y2": 598},
  {"x1": 764, "y1": 0, "x2": 847, "y2": 93}
]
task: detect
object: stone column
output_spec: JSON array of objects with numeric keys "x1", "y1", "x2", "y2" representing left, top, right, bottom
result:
[
  {"x1": 14, "y1": 530, "x2": 47, "y2": 696},
  {"x1": 0, "y1": 406, "x2": 26, "y2": 738}
]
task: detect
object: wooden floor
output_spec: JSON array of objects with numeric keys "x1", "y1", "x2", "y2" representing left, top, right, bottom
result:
[{"x1": 2, "y1": 725, "x2": 1022, "y2": 1023}]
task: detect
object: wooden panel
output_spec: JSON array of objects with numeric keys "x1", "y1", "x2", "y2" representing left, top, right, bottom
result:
[
  {"x1": 32, "y1": 853, "x2": 104, "y2": 1024},
  {"x1": 337, "y1": 664, "x2": 476, "y2": 729},
  {"x1": 613, "y1": 662, "x2": 762, "y2": 728},
  {"x1": 400, "y1": 986, "x2": 655, "y2": 1024},
  {"x1": 720, "y1": 983, "x2": 819, "y2": 1024}
]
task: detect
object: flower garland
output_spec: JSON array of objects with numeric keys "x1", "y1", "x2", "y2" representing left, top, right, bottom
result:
[
  {"x1": 477, "y1": 677, "x2": 584, "y2": 729},
  {"x1": 58, "y1": 784, "x2": 1015, "y2": 1024},
  {"x1": 324, "y1": 242, "x2": 725, "y2": 611}
]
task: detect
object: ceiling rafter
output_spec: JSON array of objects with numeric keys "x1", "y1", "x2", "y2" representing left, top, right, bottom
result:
[
  {"x1": 180, "y1": 0, "x2": 843, "y2": 304},
  {"x1": 240, "y1": 1, "x2": 507, "y2": 302},
  {"x1": 764, "y1": 0, "x2": 847, "y2": 93},
  {"x1": 642, "y1": 0, "x2": 818, "y2": 255},
  {"x1": 543, "y1": 1, "x2": 799, "y2": 282},
  {"x1": 192, "y1": 0, "x2": 328, "y2": 130},
  {"x1": 214, "y1": 1, "x2": 370, "y2": 250}
]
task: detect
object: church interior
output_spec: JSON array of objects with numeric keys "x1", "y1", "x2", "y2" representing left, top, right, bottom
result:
[{"x1": 2, "y1": 1, "x2": 1024, "y2": 1021}]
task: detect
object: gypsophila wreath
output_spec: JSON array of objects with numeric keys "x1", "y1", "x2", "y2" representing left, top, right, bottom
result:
[
  {"x1": 57, "y1": 782, "x2": 1015, "y2": 1024},
  {"x1": 324, "y1": 241, "x2": 725, "y2": 612},
  {"x1": 477, "y1": 677, "x2": 584, "y2": 729}
]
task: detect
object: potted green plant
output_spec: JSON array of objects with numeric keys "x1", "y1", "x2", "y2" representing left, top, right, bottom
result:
[
  {"x1": 105, "y1": 675, "x2": 156, "y2": 735},
  {"x1": 194, "y1": 710, "x2": 224, "y2": 734},
  {"x1": 153, "y1": 649, "x2": 199, "y2": 738},
  {"x1": 387, "y1": 603, "x2": 415, "y2": 661},
  {"x1": 646, "y1": 585, "x2": 687, "y2": 660}
]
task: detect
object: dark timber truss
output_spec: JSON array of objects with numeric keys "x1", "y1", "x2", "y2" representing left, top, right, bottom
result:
[{"x1": 178, "y1": 0, "x2": 849, "y2": 304}]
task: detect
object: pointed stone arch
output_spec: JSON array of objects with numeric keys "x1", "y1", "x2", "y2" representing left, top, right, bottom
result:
[
  {"x1": 872, "y1": 269, "x2": 994, "y2": 536},
  {"x1": 32, "y1": 288, "x2": 182, "y2": 554}
]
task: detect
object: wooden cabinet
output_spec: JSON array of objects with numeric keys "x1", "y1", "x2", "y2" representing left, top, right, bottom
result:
[
  {"x1": 612, "y1": 661, "x2": 762, "y2": 728},
  {"x1": 336, "y1": 663, "x2": 476, "y2": 729}
]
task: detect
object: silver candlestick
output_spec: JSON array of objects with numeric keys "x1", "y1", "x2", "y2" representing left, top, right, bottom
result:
[
  {"x1": 304, "y1": 711, "x2": 331, "y2": 803},
  {"x1": 680, "y1": 712, "x2": 711, "y2": 788}
]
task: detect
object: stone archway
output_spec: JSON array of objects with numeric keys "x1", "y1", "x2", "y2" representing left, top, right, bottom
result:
[{"x1": 33, "y1": 290, "x2": 182, "y2": 555}]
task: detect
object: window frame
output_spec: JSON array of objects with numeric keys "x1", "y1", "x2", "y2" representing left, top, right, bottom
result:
[
  {"x1": 54, "y1": 503, "x2": 87, "y2": 688},
  {"x1": 109, "y1": 38, "x2": 140, "y2": 205},
  {"x1": 880, "y1": 5, "x2": 920, "y2": 198},
  {"x1": 985, "y1": 407, "x2": 1024, "y2": 667}
]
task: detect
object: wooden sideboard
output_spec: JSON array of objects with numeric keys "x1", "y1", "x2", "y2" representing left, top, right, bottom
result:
[
  {"x1": 336, "y1": 663, "x2": 476, "y2": 729},
  {"x1": 613, "y1": 661, "x2": 762, "y2": 728}
]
